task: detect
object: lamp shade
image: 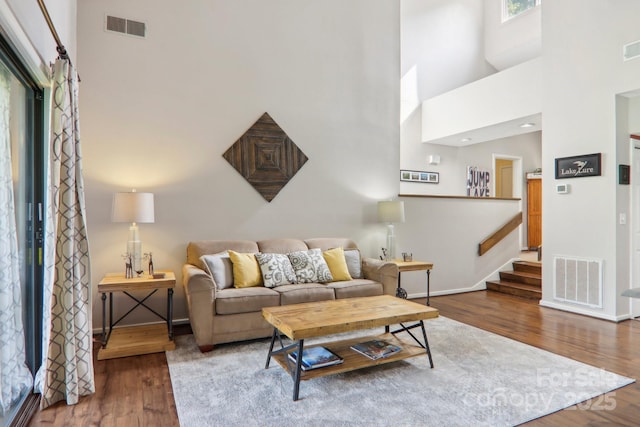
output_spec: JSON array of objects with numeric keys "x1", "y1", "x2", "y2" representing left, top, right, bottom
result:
[
  {"x1": 377, "y1": 200, "x2": 405, "y2": 224},
  {"x1": 111, "y1": 192, "x2": 155, "y2": 223}
]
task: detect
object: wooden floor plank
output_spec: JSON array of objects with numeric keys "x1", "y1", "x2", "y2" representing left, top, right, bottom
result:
[{"x1": 27, "y1": 292, "x2": 640, "y2": 426}]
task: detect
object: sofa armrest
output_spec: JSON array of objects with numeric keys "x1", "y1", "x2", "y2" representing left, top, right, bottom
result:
[
  {"x1": 182, "y1": 264, "x2": 216, "y2": 351},
  {"x1": 183, "y1": 263, "x2": 216, "y2": 295},
  {"x1": 362, "y1": 258, "x2": 398, "y2": 296}
]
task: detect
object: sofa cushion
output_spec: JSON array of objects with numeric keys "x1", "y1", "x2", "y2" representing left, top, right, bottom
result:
[
  {"x1": 322, "y1": 247, "x2": 352, "y2": 282},
  {"x1": 273, "y1": 283, "x2": 336, "y2": 305},
  {"x1": 257, "y1": 238, "x2": 308, "y2": 254},
  {"x1": 188, "y1": 240, "x2": 259, "y2": 270},
  {"x1": 215, "y1": 287, "x2": 280, "y2": 315},
  {"x1": 288, "y1": 248, "x2": 333, "y2": 283},
  {"x1": 304, "y1": 238, "x2": 358, "y2": 252},
  {"x1": 344, "y1": 249, "x2": 363, "y2": 279},
  {"x1": 228, "y1": 250, "x2": 263, "y2": 288},
  {"x1": 200, "y1": 252, "x2": 233, "y2": 290},
  {"x1": 327, "y1": 279, "x2": 383, "y2": 299},
  {"x1": 255, "y1": 252, "x2": 297, "y2": 288}
]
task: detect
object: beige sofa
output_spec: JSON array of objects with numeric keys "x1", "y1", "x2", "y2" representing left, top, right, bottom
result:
[{"x1": 182, "y1": 237, "x2": 399, "y2": 352}]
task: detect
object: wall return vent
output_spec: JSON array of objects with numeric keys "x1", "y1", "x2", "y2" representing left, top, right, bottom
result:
[
  {"x1": 553, "y1": 256, "x2": 603, "y2": 308},
  {"x1": 105, "y1": 15, "x2": 146, "y2": 38}
]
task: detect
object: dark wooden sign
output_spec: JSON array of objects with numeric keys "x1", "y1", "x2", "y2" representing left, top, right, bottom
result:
[
  {"x1": 223, "y1": 112, "x2": 308, "y2": 202},
  {"x1": 555, "y1": 153, "x2": 601, "y2": 179}
]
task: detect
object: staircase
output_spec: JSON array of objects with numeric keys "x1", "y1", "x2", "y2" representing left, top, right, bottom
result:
[{"x1": 486, "y1": 260, "x2": 541, "y2": 300}]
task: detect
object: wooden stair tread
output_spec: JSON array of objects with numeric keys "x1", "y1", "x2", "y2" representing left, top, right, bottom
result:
[
  {"x1": 487, "y1": 280, "x2": 541, "y2": 291},
  {"x1": 514, "y1": 260, "x2": 541, "y2": 267},
  {"x1": 486, "y1": 280, "x2": 541, "y2": 300},
  {"x1": 513, "y1": 261, "x2": 542, "y2": 275},
  {"x1": 499, "y1": 271, "x2": 542, "y2": 286},
  {"x1": 500, "y1": 271, "x2": 541, "y2": 280}
]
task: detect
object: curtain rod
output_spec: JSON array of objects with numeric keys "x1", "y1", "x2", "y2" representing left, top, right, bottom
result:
[{"x1": 36, "y1": 0, "x2": 68, "y2": 60}]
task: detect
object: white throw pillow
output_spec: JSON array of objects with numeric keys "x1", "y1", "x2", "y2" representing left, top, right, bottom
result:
[
  {"x1": 287, "y1": 248, "x2": 333, "y2": 283},
  {"x1": 200, "y1": 252, "x2": 233, "y2": 290},
  {"x1": 255, "y1": 252, "x2": 297, "y2": 288},
  {"x1": 343, "y1": 249, "x2": 362, "y2": 279}
]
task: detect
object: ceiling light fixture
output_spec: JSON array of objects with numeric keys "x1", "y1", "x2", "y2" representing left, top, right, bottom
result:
[
  {"x1": 520, "y1": 122, "x2": 535, "y2": 128},
  {"x1": 461, "y1": 137, "x2": 472, "y2": 142}
]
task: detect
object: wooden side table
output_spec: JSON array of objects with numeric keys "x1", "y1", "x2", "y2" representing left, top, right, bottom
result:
[
  {"x1": 391, "y1": 260, "x2": 434, "y2": 305},
  {"x1": 98, "y1": 270, "x2": 176, "y2": 360}
]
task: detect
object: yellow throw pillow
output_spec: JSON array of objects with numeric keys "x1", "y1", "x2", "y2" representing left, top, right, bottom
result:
[
  {"x1": 322, "y1": 247, "x2": 352, "y2": 282},
  {"x1": 228, "y1": 250, "x2": 263, "y2": 288}
]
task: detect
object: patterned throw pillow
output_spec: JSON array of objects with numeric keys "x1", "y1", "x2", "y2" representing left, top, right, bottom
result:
[
  {"x1": 255, "y1": 253, "x2": 297, "y2": 288},
  {"x1": 287, "y1": 248, "x2": 334, "y2": 283}
]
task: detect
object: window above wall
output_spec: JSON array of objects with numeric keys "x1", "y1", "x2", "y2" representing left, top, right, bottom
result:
[{"x1": 503, "y1": 0, "x2": 541, "y2": 22}]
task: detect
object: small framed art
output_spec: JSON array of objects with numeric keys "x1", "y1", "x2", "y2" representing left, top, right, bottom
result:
[{"x1": 400, "y1": 169, "x2": 439, "y2": 184}]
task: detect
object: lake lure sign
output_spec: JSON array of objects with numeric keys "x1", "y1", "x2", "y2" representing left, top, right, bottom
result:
[{"x1": 555, "y1": 153, "x2": 601, "y2": 179}]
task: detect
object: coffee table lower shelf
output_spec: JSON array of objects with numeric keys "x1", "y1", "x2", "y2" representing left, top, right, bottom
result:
[{"x1": 270, "y1": 332, "x2": 427, "y2": 380}]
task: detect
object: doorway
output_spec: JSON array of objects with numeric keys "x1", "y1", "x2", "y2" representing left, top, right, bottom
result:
[
  {"x1": 495, "y1": 159, "x2": 514, "y2": 198},
  {"x1": 492, "y1": 154, "x2": 524, "y2": 247}
]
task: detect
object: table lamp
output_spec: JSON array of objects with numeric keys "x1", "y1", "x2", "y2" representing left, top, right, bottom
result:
[
  {"x1": 377, "y1": 200, "x2": 405, "y2": 260},
  {"x1": 112, "y1": 190, "x2": 155, "y2": 276}
]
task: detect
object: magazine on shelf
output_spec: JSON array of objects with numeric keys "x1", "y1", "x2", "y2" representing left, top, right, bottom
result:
[
  {"x1": 288, "y1": 346, "x2": 344, "y2": 371},
  {"x1": 350, "y1": 339, "x2": 402, "y2": 360}
]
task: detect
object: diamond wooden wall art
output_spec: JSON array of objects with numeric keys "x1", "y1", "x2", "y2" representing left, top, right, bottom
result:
[{"x1": 223, "y1": 113, "x2": 308, "y2": 202}]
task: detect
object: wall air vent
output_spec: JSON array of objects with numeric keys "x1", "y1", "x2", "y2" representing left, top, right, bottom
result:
[
  {"x1": 105, "y1": 15, "x2": 146, "y2": 38},
  {"x1": 623, "y1": 40, "x2": 640, "y2": 61},
  {"x1": 553, "y1": 256, "x2": 603, "y2": 308}
]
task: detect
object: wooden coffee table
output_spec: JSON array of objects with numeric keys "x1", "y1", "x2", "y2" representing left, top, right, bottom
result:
[{"x1": 262, "y1": 295, "x2": 439, "y2": 400}]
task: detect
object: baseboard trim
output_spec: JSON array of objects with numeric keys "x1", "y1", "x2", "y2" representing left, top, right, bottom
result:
[{"x1": 539, "y1": 300, "x2": 624, "y2": 322}]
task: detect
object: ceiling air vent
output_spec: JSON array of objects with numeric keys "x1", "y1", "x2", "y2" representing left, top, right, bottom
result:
[
  {"x1": 623, "y1": 40, "x2": 640, "y2": 61},
  {"x1": 106, "y1": 15, "x2": 146, "y2": 38}
]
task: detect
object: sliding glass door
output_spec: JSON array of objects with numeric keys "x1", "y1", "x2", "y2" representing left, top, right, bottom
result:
[{"x1": 0, "y1": 34, "x2": 44, "y2": 427}]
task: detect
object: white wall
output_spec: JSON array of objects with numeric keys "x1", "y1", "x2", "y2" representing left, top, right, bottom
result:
[
  {"x1": 401, "y1": 0, "x2": 495, "y2": 169},
  {"x1": 77, "y1": 0, "x2": 400, "y2": 328},
  {"x1": 541, "y1": 0, "x2": 640, "y2": 320},
  {"x1": 483, "y1": 0, "x2": 541, "y2": 71},
  {"x1": 421, "y1": 58, "x2": 541, "y2": 143},
  {"x1": 401, "y1": 0, "x2": 495, "y2": 102}
]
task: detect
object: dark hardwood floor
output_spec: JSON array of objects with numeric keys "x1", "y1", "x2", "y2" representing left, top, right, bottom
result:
[{"x1": 28, "y1": 291, "x2": 640, "y2": 426}]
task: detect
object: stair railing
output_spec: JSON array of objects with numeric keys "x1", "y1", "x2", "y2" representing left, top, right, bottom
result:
[{"x1": 478, "y1": 212, "x2": 523, "y2": 256}]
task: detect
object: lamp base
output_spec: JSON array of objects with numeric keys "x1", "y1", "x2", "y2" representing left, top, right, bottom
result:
[{"x1": 386, "y1": 224, "x2": 396, "y2": 260}]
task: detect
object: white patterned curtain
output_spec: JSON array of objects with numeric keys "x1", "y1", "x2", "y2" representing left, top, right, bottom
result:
[
  {"x1": 0, "y1": 55, "x2": 33, "y2": 416},
  {"x1": 34, "y1": 58, "x2": 95, "y2": 409}
]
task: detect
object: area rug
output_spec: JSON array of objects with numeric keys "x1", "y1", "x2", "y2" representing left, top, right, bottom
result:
[{"x1": 166, "y1": 317, "x2": 634, "y2": 427}]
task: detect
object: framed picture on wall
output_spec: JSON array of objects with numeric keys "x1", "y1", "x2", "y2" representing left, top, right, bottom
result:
[{"x1": 400, "y1": 169, "x2": 439, "y2": 184}]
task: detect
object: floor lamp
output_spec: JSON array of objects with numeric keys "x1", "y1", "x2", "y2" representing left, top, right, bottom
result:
[{"x1": 377, "y1": 200, "x2": 405, "y2": 260}]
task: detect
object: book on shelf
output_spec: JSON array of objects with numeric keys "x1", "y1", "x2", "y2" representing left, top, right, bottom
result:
[
  {"x1": 288, "y1": 346, "x2": 344, "y2": 371},
  {"x1": 350, "y1": 339, "x2": 402, "y2": 360}
]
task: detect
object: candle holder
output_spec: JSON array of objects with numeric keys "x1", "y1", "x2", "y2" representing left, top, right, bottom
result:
[{"x1": 122, "y1": 253, "x2": 133, "y2": 278}]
